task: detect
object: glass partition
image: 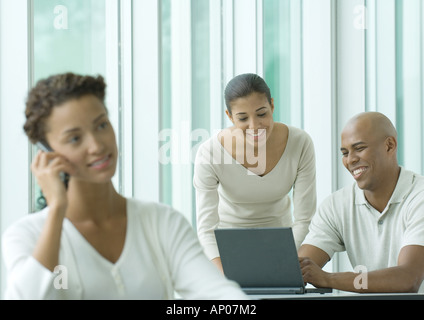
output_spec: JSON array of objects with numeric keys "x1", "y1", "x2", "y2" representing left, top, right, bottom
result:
[
  {"x1": 31, "y1": 0, "x2": 108, "y2": 211},
  {"x1": 263, "y1": 0, "x2": 302, "y2": 128},
  {"x1": 33, "y1": 0, "x2": 106, "y2": 81}
]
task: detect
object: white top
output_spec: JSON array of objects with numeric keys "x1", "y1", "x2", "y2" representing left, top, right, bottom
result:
[
  {"x1": 193, "y1": 125, "x2": 317, "y2": 260},
  {"x1": 302, "y1": 167, "x2": 424, "y2": 282},
  {"x1": 1, "y1": 198, "x2": 248, "y2": 300}
]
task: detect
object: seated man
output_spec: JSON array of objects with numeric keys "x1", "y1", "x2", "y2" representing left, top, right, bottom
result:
[{"x1": 298, "y1": 111, "x2": 424, "y2": 293}]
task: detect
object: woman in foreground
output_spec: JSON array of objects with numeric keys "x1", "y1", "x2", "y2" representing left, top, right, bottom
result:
[{"x1": 2, "y1": 72, "x2": 247, "y2": 300}]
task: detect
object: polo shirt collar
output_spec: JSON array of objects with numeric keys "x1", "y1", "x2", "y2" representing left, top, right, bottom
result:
[{"x1": 354, "y1": 166, "x2": 413, "y2": 205}]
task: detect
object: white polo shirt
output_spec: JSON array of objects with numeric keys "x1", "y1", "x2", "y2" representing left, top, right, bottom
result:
[{"x1": 302, "y1": 167, "x2": 424, "y2": 273}]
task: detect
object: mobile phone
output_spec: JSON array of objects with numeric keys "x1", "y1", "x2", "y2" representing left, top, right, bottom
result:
[{"x1": 36, "y1": 141, "x2": 70, "y2": 189}]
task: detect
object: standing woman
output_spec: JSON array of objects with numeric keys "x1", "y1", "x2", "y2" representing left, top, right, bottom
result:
[
  {"x1": 1, "y1": 72, "x2": 247, "y2": 300},
  {"x1": 193, "y1": 73, "x2": 317, "y2": 273}
]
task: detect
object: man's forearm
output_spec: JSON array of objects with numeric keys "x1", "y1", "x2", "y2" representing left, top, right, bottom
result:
[{"x1": 326, "y1": 266, "x2": 421, "y2": 293}]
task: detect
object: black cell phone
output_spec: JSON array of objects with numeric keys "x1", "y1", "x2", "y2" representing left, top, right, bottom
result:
[{"x1": 36, "y1": 141, "x2": 70, "y2": 189}]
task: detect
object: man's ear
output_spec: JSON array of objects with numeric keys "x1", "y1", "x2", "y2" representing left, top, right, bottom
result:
[{"x1": 386, "y1": 136, "x2": 397, "y2": 154}]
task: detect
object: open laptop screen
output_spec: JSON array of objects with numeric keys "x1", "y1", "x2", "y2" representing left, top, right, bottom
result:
[{"x1": 215, "y1": 227, "x2": 306, "y2": 293}]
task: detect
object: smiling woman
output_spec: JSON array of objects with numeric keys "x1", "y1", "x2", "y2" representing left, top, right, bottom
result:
[
  {"x1": 193, "y1": 73, "x2": 318, "y2": 273},
  {"x1": 1, "y1": 72, "x2": 248, "y2": 300}
]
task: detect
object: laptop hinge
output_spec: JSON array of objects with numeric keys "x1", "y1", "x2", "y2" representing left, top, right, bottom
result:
[{"x1": 243, "y1": 287, "x2": 304, "y2": 295}]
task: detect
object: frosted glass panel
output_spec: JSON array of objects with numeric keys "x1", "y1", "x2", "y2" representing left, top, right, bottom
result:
[
  {"x1": 33, "y1": 0, "x2": 106, "y2": 81},
  {"x1": 32, "y1": 0, "x2": 107, "y2": 210},
  {"x1": 263, "y1": 0, "x2": 302, "y2": 128}
]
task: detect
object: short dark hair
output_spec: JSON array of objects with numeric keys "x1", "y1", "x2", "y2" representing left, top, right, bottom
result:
[
  {"x1": 23, "y1": 72, "x2": 107, "y2": 144},
  {"x1": 224, "y1": 73, "x2": 272, "y2": 114}
]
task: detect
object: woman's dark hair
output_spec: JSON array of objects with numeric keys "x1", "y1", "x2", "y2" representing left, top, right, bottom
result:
[
  {"x1": 24, "y1": 72, "x2": 107, "y2": 144},
  {"x1": 224, "y1": 73, "x2": 272, "y2": 114}
]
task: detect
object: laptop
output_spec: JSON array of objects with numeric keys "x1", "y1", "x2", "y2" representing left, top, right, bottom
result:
[{"x1": 214, "y1": 227, "x2": 332, "y2": 295}]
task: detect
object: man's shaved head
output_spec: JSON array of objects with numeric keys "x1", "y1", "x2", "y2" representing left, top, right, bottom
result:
[{"x1": 342, "y1": 112, "x2": 397, "y2": 142}]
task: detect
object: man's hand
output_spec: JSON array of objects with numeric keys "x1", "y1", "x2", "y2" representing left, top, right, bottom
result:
[{"x1": 299, "y1": 257, "x2": 331, "y2": 288}]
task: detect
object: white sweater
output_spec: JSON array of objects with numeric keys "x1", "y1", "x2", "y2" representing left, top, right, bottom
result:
[
  {"x1": 1, "y1": 198, "x2": 248, "y2": 300},
  {"x1": 193, "y1": 125, "x2": 317, "y2": 260}
]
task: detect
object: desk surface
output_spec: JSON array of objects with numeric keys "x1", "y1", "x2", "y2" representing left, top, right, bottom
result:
[{"x1": 251, "y1": 292, "x2": 424, "y2": 300}]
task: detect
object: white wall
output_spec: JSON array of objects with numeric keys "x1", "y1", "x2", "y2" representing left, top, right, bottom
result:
[{"x1": 0, "y1": 0, "x2": 31, "y2": 299}]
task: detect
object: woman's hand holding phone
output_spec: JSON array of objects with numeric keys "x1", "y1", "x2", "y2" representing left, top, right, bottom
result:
[
  {"x1": 31, "y1": 147, "x2": 73, "y2": 213},
  {"x1": 31, "y1": 147, "x2": 75, "y2": 271}
]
